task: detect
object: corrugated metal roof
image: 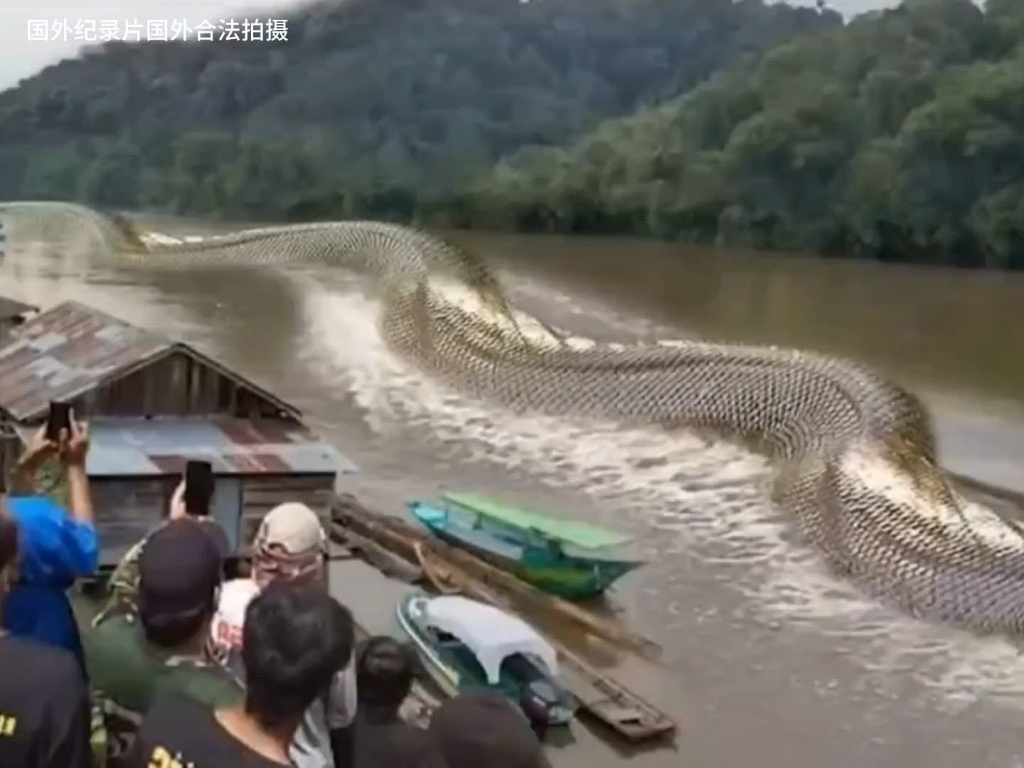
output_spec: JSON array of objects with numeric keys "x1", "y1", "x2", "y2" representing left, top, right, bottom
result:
[
  {"x1": 0, "y1": 300, "x2": 170, "y2": 420},
  {"x1": 16, "y1": 417, "x2": 359, "y2": 477},
  {"x1": 0, "y1": 296, "x2": 37, "y2": 320},
  {"x1": 0, "y1": 300, "x2": 300, "y2": 422}
]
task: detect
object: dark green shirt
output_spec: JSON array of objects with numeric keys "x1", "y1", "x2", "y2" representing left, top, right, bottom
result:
[{"x1": 84, "y1": 614, "x2": 244, "y2": 763}]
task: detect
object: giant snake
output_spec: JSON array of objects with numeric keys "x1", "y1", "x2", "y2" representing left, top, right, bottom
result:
[{"x1": 4, "y1": 200, "x2": 1024, "y2": 634}]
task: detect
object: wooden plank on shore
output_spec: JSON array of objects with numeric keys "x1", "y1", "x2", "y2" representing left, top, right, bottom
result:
[
  {"x1": 555, "y1": 645, "x2": 675, "y2": 741},
  {"x1": 329, "y1": 494, "x2": 677, "y2": 744}
]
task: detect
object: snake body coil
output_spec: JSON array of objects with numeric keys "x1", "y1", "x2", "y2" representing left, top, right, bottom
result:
[{"x1": 5, "y1": 201, "x2": 1024, "y2": 633}]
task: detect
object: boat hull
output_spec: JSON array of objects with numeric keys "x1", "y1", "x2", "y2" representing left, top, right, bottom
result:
[
  {"x1": 410, "y1": 501, "x2": 644, "y2": 600},
  {"x1": 396, "y1": 594, "x2": 576, "y2": 726}
]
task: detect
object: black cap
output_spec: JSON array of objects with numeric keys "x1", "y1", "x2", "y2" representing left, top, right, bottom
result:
[
  {"x1": 428, "y1": 691, "x2": 551, "y2": 768},
  {"x1": 139, "y1": 519, "x2": 222, "y2": 620}
]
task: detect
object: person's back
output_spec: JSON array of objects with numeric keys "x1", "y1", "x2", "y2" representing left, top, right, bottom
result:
[
  {"x1": 208, "y1": 575, "x2": 359, "y2": 768},
  {"x1": 3, "y1": 420, "x2": 99, "y2": 669},
  {"x1": 0, "y1": 516, "x2": 91, "y2": 768},
  {"x1": 103, "y1": 517, "x2": 229, "y2": 619},
  {"x1": 126, "y1": 692, "x2": 281, "y2": 768},
  {"x1": 86, "y1": 614, "x2": 244, "y2": 745},
  {"x1": 213, "y1": 502, "x2": 358, "y2": 768},
  {"x1": 429, "y1": 692, "x2": 551, "y2": 768},
  {"x1": 3, "y1": 494, "x2": 92, "y2": 668},
  {"x1": 0, "y1": 636, "x2": 92, "y2": 767},
  {"x1": 353, "y1": 636, "x2": 446, "y2": 768},
  {"x1": 124, "y1": 582, "x2": 355, "y2": 768},
  {"x1": 86, "y1": 519, "x2": 242, "y2": 763}
]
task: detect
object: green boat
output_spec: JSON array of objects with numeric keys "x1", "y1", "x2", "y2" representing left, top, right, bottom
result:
[{"x1": 408, "y1": 493, "x2": 646, "y2": 600}]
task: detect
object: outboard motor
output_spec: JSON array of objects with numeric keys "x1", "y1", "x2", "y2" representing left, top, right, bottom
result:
[{"x1": 519, "y1": 680, "x2": 557, "y2": 741}]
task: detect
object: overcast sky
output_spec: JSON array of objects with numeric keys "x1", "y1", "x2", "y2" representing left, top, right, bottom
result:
[{"x1": 1, "y1": 0, "x2": 900, "y2": 91}]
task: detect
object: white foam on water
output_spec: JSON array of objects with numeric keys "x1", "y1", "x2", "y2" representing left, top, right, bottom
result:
[
  {"x1": 840, "y1": 449, "x2": 1024, "y2": 551},
  {"x1": 750, "y1": 447, "x2": 1024, "y2": 712},
  {"x1": 297, "y1": 273, "x2": 1024, "y2": 714},
  {"x1": 141, "y1": 232, "x2": 184, "y2": 246},
  {"x1": 566, "y1": 337, "x2": 598, "y2": 351}
]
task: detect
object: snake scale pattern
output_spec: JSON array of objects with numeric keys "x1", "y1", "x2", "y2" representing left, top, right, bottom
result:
[{"x1": 4, "y1": 200, "x2": 1024, "y2": 634}]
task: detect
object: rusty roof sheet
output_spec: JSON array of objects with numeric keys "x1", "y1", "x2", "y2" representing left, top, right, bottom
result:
[
  {"x1": 0, "y1": 300, "x2": 170, "y2": 420},
  {"x1": 0, "y1": 296, "x2": 39, "y2": 320},
  {"x1": 16, "y1": 417, "x2": 358, "y2": 477},
  {"x1": 0, "y1": 300, "x2": 300, "y2": 422}
]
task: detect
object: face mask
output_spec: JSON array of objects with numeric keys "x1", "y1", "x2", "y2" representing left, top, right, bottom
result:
[{"x1": 252, "y1": 547, "x2": 324, "y2": 589}]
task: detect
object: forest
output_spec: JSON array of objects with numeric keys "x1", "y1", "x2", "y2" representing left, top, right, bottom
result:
[{"x1": 0, "y1": 0, "x2": 1022, "y2": 267}]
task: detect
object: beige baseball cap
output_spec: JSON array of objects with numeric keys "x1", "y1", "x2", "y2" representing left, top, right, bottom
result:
[{"x1": 252, "y1": 502, "x2": 327, "y2": 555}]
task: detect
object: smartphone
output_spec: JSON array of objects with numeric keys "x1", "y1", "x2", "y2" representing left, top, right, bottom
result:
[
  {"x1": 45, "y1": 401, "x2": 72, "y2": 443},
  {"x1": 183, "y1": 459, "x2": 215, "y2": 515}
]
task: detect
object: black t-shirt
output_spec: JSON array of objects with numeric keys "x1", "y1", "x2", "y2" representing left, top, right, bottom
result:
[
  {"x1": 0, "y1": 634, "x2": 92, "y2": 768},
  {"x1": 124, "y1": 692, "x2": 285, "y2": 768},
  {"x1": 353, "y1": 708, "x2": 447, "y2": 768}
]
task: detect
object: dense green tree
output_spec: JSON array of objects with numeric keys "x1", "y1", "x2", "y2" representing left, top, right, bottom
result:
[
  {"x1": 2, "y1": 0, "x2": 1023, "y2": 267},
  {"x1": 468, "y1": 0, "x2": 1024, "y2": 267},
  {"x1": 19, "y1": 147, "x2": 83, "y2": 199},
  {"x1": 0, "y1": 0, "x2": 837, "y2": 219},
  {"x1": 79, "y1": 143, "x2": 143, "y2": 207}
]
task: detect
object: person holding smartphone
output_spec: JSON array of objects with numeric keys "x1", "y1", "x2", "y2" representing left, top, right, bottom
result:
[
  {"x1": 85, "y1": 520, "x2": 245, "y2": 765},
  {"x1": 1, "y1": 406, "x2": 98, "y2": 672},
  {"x1": 98, "y1": 459, "x2": 231, "y2": 625}
]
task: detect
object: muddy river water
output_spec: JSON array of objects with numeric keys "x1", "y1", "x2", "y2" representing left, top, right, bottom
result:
[{"x1": 5, "y1": 224, "x2": 1024, "y2": 768}]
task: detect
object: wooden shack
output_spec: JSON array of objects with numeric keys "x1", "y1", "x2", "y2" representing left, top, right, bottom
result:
[
  {"x1": 0, "y1": 300, "x2": 358, "y2": 565},
  {"x1": 0, "y1": 296, "x2": 38, "y2": 346}
]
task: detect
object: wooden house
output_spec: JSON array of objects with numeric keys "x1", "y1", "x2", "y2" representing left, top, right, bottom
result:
[
  {"x1": 0, "y1": 300, "x2": 358, "y2": 565},
  {"x1": 0, "y1": 296, "x2": 38, "y2": 346}
]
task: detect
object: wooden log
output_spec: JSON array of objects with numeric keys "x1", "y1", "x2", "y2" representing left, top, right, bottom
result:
[{"x1": 329, "y1": 522, "x2": 425, "y2": 584}]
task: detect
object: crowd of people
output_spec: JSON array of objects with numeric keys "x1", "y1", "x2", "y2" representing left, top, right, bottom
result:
[{"x1": 0, "y1": 417, "x2": 552, "y2": 768}]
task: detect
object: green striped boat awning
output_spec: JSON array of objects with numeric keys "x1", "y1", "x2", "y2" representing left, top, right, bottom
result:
[{"x1": 442, "y1": 493, "x2": 631, "y2": 550}]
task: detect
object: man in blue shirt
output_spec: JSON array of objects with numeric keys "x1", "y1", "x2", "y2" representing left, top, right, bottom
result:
[{"x1": 1, "y1": 417, "x2": 97, "y2": 672}]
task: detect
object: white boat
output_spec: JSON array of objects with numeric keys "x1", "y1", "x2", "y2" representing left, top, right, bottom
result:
[{"x1": 396, "y1": 593, "x2": 577, "y2": 726}]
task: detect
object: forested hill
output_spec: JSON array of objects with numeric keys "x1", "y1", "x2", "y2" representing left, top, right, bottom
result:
[
  {"x1": 470, "y1": 0, "x2": 1024, "y2": 268},
  {"x1": 0, "y1": 0, "x2": 838, "y2": 218},
  {"x1": 4, "y1": 0, "x2": 1022, "y2": 269}
]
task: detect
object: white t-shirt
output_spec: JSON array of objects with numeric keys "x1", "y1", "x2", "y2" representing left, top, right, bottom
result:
[
  {"x1": 210, "y1": 578, "x2": 358, "y2": 768},
  {"x1": 209, "y1": 577, "x2": 259, "y2": 673}
]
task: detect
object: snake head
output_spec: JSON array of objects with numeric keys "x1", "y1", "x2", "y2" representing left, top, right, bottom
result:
[
  {"x1": 454, "y1": 254, "x2": 510, "y2": 316},
  {"x1": 105, "y1": 212, "x2": 150, "y2": 254}
]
